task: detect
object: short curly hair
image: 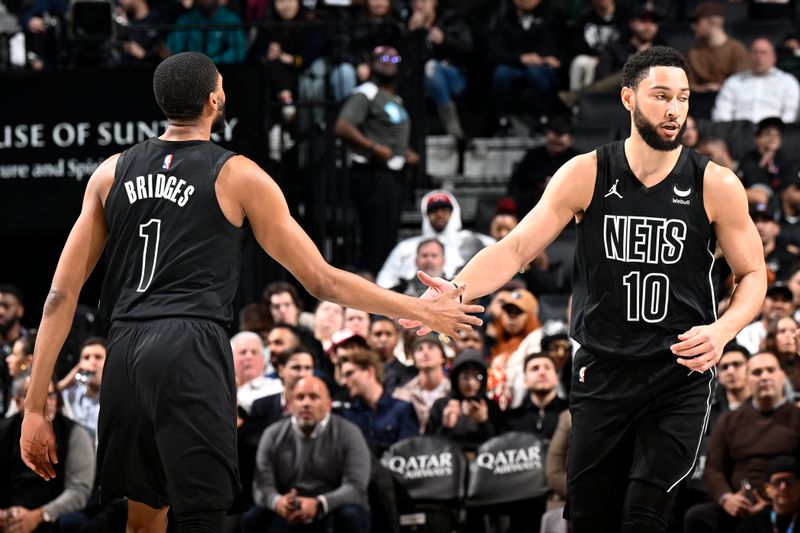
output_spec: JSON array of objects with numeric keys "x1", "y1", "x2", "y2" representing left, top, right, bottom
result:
[
  {"x1": 153, "y1": 52, "x2": 219, "y2": 122},
  {"x1": 622, "y1": 46, "x2": 689, "y2": 90}
]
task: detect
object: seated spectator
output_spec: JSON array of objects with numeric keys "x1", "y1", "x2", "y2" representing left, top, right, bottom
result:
[
  {"x1": 267, "y1": 323, "x2": 303, "y2": 374},
  {"x1": 740, "y1": 117, "x2": 794, "y2": 195},
  {"x1": 426, "y1": 348, "x2": 502, "y2": 450},
  {"x1": 390, "y1": 238, "x2": 446, "y2": 297},
  {"x1": 116, "y1": 0, "x2": 167, "y2": 65},
  {"x1": 0, "y1": 378, "x2": 94, "y2": 533},
  {"x1": 489, "y1": 203, "x2": 520, "y2": 242},
  {"x1": 738, "y1": 283, "x2": 797, "y2": 355},
  {"x1": 165, "y1": 0, "x2": 247, "y2": 64},
  {"x1": 504, "y1": 352, "x2": 569, "y2": 440},
  {"x1": 761, "y1": 316, "x2": 800, "y2": 395},
  {"x1": 712, "y1": 38, "x2": 799, "y2": 124},
  {"x1": 313, "y1": 301, "x2": 344, "y2": 354},
  {"x1": 684, "y1": 351, "x2": 800, "y2": 533},
  {"x1": 4, "y1": 334, "x2": 33, "y2": 418},
  {"x1": 249, "y1": 347, "x2": 316, "y2": 433},
  {"x1": 508, "y1": 115, "x2": 579, "y2": 218},
  {"x1": 239, "y1": 302, "x2": 273, "y2": 344},
  {"x1": 249, "y1": 0, "x2": 320, "y2": 128},
  {"x1": 264, "y1": 281, "x2": 316, "y2": 333},
  {"x1": 687, "y1": 1, "x2": 749, "y2": 93},
  {"x1": 241, "y1": 347, "x2": 316, "y2": 509},
  {"x1": 56, "y1": 337, "x2": 105, "y2": 440},
  {"x1": 488, "y1": 289, "x2": 541, "y2": 411},
  {"x1": 367, "y1": 316, "x2": 416, "y2": 393},
  {"x1": 753, "y1": 204, "x2": 800, "y2": 281},
  {"x1": 541, "y1": 322, "x2": 573, "y2": 400},
  {"x1": 779, "y1": 174, "x2": 800, "y2": 246},
  {"x1": 715, "y1": 343, "x2": 752, "y2": 415},
  {"x1": 568, "y1": 0, "x2": 628, "y2": 92},
  {"x1": 376, "y1": 190, "x2": 493, "y2": 288},
  {"x1": 245, "y1": 376, "x2": 371, "y2": 533},
  {"x1": 455, "y1": 327, "x2": 486, "y2": 358},
  {"x1": 736, "y1": 455, "x2": 800, "y2": 533},
  {"x1": 344, "y1": 308, "x2": 370, "y2": 339},
  {"x1": 233, "y1": 331, "x2": 281, "y2": 414},
  {"x1": 340, "y1": 350, "x2": 418, "y2": 453},
  {"x1": 393, "y1": 333, "x2": 451, "y2": 432},
  {"x1": 405, "y1": 0, "x2": 473, "y2": 141},
  {"x1": 697, "y1": 136, "x2": 767, "y2": 204},
  {"x1": 488, "y1": 0, "x2": 565, "y2": 131},
  {"x1": 0, "y1": 285, "x2": 26, "y2": 415},
  {"x1": 683, "y1": 114, "x2": 700, "y2": 149},
  {"x1": 328, "y1": 328, "x2": 370, "y2": 391}
]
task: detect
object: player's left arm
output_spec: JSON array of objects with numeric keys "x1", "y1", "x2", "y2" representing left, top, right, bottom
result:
[
  {"x1": 671, "y1": 162, "x2": 767, "y2": 371},
  {"x1": 21, "y1": 155, "x2": 114, "y2": 480}
]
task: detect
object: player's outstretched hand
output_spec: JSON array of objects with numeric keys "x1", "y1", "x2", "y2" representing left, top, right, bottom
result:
[
  {"x1": 399, "y1": 271, "x2": 464, "y2": 335},
  {"x1": 416, "y1": 284, "x2": 483, "y2": 339},
  {"x1": 20, "y1": 411, "x2": 58, "y2": 480},
  {"x1": 670, "y1": 325, "x2": 726, "y2": 372}
]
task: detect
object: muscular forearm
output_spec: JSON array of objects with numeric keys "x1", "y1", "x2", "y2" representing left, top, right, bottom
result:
[
  {"x1": 24, "y1": 289, "x2": 79, "y2": 414},
  {"x1": 452, "y1": 240, "x2": 527, "y2": 302},
  {"x1": 715, "y1": 269, "x2": 767, "y2": 342}
]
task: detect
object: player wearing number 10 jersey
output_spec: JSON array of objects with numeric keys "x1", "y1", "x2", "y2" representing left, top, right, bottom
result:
[
  {"x1": 407, "y1": 46, "x2": 767, "y2": 532},
  {"x1": 18, "y1": 52, "x2": 482, "y2": 533}
]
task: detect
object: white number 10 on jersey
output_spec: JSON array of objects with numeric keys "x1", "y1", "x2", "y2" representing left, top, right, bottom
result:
[{"x1": 623, "y1": 271, "x2": 670, "y2": 323}]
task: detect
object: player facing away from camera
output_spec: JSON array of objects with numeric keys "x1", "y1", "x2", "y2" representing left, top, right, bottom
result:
[
  {"x1": 18, "y1": 52, "x2": 482, "y2": 533},
  {"x1": 405, "y1": 46, "x2": 767, "y2": 532}
]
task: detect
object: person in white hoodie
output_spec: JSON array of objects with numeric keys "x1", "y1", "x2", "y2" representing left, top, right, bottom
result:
[{"x1": 376, "y1": 189, "x2": 494, "y2": 289}]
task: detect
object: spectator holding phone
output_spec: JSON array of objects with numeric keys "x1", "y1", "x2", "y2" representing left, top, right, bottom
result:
[{"x1": 425, "y1": 349, "x2": 502, "y2": 451}]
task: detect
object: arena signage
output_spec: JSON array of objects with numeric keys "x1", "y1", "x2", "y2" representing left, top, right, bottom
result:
[{"x1": 0, "y1": 66, "x2": 264, "y2": 234}]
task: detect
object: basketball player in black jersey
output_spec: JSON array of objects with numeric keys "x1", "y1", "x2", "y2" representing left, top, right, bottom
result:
[
  {"x1": 406, "y1": 46, "x2": 767, "y2": 532},
  {"x1": 18, "y1": 52, "x2": 483, "y2": 533}
]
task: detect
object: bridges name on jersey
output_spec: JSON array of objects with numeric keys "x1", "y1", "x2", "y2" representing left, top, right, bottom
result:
[{"x1": 123, "y1": 173, "x2": 195, "y2": 207}]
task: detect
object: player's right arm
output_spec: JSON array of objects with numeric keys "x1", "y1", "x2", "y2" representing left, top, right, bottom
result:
[
  {"x1": 448, "y1": 152, "x2": 596, "y2": 301},
  {"x1": 220, "y1": 157, "x2": 483, "y2": 337},
  {"x1": 21, "y1": 155, "x2": 116, "y2": 480}
]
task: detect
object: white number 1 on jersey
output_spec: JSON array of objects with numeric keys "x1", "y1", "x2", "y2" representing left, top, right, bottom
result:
[{"x1": 136, "y1": 219, "x2": 161, "y2": 293}]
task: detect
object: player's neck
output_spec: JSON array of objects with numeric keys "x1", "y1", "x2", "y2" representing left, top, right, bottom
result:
[
  {"x1": 624, "y1": 137, "x2": 682, "y2": 185},
  {"x1": 160, "y1": 123, "x2": 211, "y2": 142}
]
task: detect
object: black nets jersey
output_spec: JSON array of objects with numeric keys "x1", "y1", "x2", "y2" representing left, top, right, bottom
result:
[
  {"x1": 571, "y1": 141, "x2": 718, "y2": 359},
  {"x1": 99, "y1": 138, "x2": 242, "y2": 327}
]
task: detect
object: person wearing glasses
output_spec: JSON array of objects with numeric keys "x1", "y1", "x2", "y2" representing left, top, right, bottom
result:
[
  {"x1": 425, "y1": 348, "x2": 502, "y2": 451},
  {"x1": 736, "y1": 455, "x2": 800, "y2": 533},
  {"x1": 334, "y1": 45, "x2": 420, "y2": 276},
  {"x1": 685, "y1": 352, "x2": 800, "y2": 533},
  {"x1": 339, "y1": 349, "x2": 418, "y2": 454}
]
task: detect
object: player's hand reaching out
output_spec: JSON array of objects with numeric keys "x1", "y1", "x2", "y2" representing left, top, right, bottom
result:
[
  {"x1": 399, "y1": 271, "x2": 468, "y2": 335},
  {"x1": 670, "y1": 324, "x2": 727, "y2": 372}
]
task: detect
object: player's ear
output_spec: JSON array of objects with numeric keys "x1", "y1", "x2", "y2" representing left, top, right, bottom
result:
[{"x1": 620, "y1": 86, "x2": 635, "y2": 112}]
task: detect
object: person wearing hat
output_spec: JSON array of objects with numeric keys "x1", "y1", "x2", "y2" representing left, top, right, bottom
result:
[
  {"x1": 425, "y1": 348, "x2": 502, "y2": 450},
  {"x1": 736, "y1": 455, "x2": 800, "y2": 533},
  {"x1": 712, "y1": 38, "x2": 799, "y2": 124},
  {"x1": 488, "y1": 289, "x2": 541, "y2": 411},
  {"x1": 334, "y1": 45, "x2": 420, "y2": 275},
  {"x1": 508, "y1": 115, "x2": 579, "y2": 218},
  {"x1": 736, "y1": 282, "x2": 796, "y2": 355},
  {"x1": 392, "y1": 332, "x2": 450, "y2": 432},
  {"x1": 687, "y1": 1, "x2": 749, "y2": 92},
  {"x1": 376, "y1": 189, "x2": 494, "y2": 290}
]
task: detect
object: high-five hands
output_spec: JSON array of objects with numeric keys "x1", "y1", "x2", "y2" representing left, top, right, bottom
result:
[{"x1": 399, "y1": 272, "x2": 483, "y2": 337}]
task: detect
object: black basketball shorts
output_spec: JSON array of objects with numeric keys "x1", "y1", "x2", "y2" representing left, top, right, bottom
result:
[
  {"x1": 566, "y1": 347, "x2": 716, "y2": 521},
  {"x1": 96, "y1": 318, "x2": 243, "y2": 514}
]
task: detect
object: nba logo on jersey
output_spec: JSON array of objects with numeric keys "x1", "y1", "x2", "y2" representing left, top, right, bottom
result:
[
  {"x1": 162, "y1": 154, "x2": 173, "y2": 170},
  {"x1": 579, "y1": 366, "x2": 587, "y2": 383}
]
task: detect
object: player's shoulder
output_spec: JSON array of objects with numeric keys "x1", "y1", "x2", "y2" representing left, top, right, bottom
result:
[{"x1": 702, "y1": 159, "x2": 743, "y2": 193}]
